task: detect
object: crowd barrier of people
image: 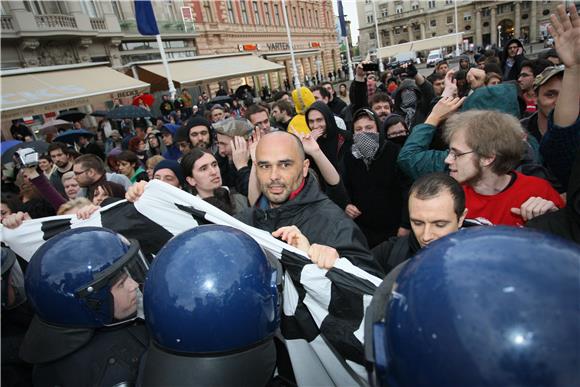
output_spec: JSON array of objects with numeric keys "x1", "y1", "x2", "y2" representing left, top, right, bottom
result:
[{"x1": 1, "y1": 4, "x2": 579, "y2": 386}]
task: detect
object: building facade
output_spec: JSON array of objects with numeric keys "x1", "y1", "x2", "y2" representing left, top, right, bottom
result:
[
  {"x1": 1, "y1": 0, "x2": 340, "y2": 93},
  {"x1": 357, "y1": 0, "x2": 563, "y2": 58}
]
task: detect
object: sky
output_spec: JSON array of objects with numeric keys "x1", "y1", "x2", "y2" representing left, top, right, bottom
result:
[{"x1": 332, "y1": 0, "x2": 360, "y2": 44}]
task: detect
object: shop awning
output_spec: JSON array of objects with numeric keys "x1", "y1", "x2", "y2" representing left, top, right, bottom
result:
[
  {"x1": 377, "y1": 33, "x2": 464, "y2": 59},
  {"x1": 1, "y1": 63, "x2": 150, "y2": 120},
  {"x1": 135, "y1": 53, "x2": 284, "y2": 91}
]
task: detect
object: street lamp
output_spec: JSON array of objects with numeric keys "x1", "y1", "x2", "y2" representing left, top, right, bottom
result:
[{"x1": 497, "y1": 25, "x2": 502, "y2": 47}]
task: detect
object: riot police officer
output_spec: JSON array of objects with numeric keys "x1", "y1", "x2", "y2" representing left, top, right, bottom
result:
[
  {"x1": 365, "y1": 227, "x2": 580, "y2": 387},
  {"x1": 138, "y1": 225, "x2": 280, "y2": 386},
  {"x1": 19, "y1": 227, "x2": 150, "y2": 386}
]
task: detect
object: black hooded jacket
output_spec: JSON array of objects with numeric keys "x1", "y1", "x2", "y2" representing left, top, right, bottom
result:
[
  {"x1": 235, "y1": 174, "x2": 382, "y2": 277},
  {"x1": 393, "y1": 78, "x2": 435, "y2": 130},
  {"x1": 501, "y1": 38, "x2": 527, "y2": 81},
  {"x1": 342, "y1": 112, "x2": 410, "y2": 248},
  {"x1": 305, "y1": 101, "x2": 350, "y2": 170},
  {"x1": 527, "y1": 151, "x2": 580, "y2": 243}
]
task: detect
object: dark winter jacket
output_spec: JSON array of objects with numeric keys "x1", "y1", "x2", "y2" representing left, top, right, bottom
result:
[
  {"x1": 501, "y1": 38, "x2": 527, "y2": 81},
  {"x1": 328, "y1": 95, "x2": 348, "y2": 118},
  {"x1": 343, "y1": 135, "x2": 409, "y2": 248},
  {"x1": 371, "y1": 232, "x2": 421, "y2": 275},
  {"x1": 392, "y1": 78, "x2": 435, "y2": 129},
  {"x1": 527, "y1": 151, "x2": 580, "y2": 243},
  {"x1": 235, "y1": 174, "x2": 382, "y2": 277}
]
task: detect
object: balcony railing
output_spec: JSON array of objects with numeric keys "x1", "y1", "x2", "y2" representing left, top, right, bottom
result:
[
  {"x1": 90, "y1": 17, "x2": 107, "y2": 31},
  {"x1": 120, "y1": 19, "x2": 196, "y2": 34},
  {"x1": 35, "y1": 14, "x2": 77, "y2": 30},
  {"x1": 1, "y1": 15, "x2": 14, "y2": 31}
]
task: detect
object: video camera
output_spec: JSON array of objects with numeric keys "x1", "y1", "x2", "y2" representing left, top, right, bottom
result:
[
  {"x1": 14, "y1": 148, "x2": 39, "y2": 169},
  {"x1": 392, "y1": 60, "x2": 418, "y2": 78}
]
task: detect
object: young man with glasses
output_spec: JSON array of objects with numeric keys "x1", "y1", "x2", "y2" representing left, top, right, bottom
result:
[
  {"x1": 73, "y1": 154, "x2": 128, "y2": 201},
  {"x1": 443, "y1": 109, "x2": 563, "y2": 226},
  {"x1": 501, "y1": 38, "x2": 527, "y2": 81}
]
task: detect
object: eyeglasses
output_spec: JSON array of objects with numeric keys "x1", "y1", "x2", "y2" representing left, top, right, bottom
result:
[
  {"x1": 447, "y1": 149, "x2": 475, "y2": 160},
  {"x1": 73, "y1": 169, "x2": 89, "y2": 176}
]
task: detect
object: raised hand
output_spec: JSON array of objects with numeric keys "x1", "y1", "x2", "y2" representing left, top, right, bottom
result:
[
  {"x1": 231, "y1": 136, "x2": 250, "y2": 170},
  {"x1": 425, "y1": 96, "x2": 466, "y2": 126},
  {"x1": 548, "y1": 3, "x2": 580, "y2": 68},
  {"x1": 299, "y1": 133, "x2": 321, "y2": 156}
]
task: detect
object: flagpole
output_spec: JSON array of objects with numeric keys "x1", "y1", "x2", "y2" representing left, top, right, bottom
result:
[
  {"x1": 344, "y1": 36, "x2": 354, "y2": 81},
  {"x1": 156, "y1": 35, "x2": 177, "y2": 101},
  {"x1": 281, "y1": 0, "x2": 301, "y2": 90}
]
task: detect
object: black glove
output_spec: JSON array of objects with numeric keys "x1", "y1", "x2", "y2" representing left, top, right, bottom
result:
[{"x1": 405, "y1": 63, "x2": 418, "y2": 78}]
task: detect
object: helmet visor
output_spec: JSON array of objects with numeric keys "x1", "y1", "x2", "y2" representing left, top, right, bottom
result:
[
  {"x1": 1, "y1": 255, "x2": 27, "y2": 310},
  {"x1": 75, "y1": 239, "x2": 149, "y2": 299}
]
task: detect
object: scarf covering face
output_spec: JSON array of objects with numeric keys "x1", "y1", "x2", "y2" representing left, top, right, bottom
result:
[
  {"x1": 400, "y1": 89, "x2": 417, "y2": 128},
  {"x1": 352, "y1": 132, "x2": 380, "y2": 168}
]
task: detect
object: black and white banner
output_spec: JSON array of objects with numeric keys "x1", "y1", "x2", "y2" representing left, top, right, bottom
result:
[{"x1": 1, "y1": 180, "x2": 383, "y2": 386}]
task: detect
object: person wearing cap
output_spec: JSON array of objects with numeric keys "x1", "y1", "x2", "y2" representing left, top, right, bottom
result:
[
  {"x1": 152, "y1": 159, "x2": 185, "y2": 189},
  {"x1": 173, "y1": 125, "x2": 193, "y2": 156},
  {"x1": 212, "y1": 117, "x2": 254, "y2": 191},
  {"x1": 145, "y1": 129, "x2": 164, "y2": 157},
  {"x1": 342, "y1": 108, "x2": 410, "y2": 248},
  {"x1": 159, "y1": 95, "x2": 174, "y2": 117},
  {"x1": 159, "y1": 124, "x2": 182, "y2": 161},
  {"x1": 534, "y1": 3, "x2": 580, "y2": 192},
  {"x1": 210, "y1": 104, "x2": 225, "y2": 123},
  {"x1": 183, "y1": 116, "x2": 215, "y2": 152}
]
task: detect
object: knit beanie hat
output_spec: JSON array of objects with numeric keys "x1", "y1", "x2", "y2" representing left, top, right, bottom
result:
[{"x1": 153, "y1": 159, "x2": 186, "y2": 187}]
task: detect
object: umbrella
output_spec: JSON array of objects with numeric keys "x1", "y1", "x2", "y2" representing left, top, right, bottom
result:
[
  {"x1": 37, "y1": 119, "x2": 73, "y2": 135},
  {"x1": 53, "y1": 129, "x2": 95, "y2": 144},
  {"x1": 234, "y1": 85, "x2": 253, "y2": 99},
  {"x1": 209, "y1": 95, "x2": 233, "y2": 107},
  {"x1": 132, "y1": 93, "x2": 155, "y2": 107},
  {"x1": 1, "y1": 140, "x2": 22, "y2": 156},
  {"x1": 57, "y1": 110, "x2": 86, "y2": 122},
  {"x1": 106, "y1": 105, "x2": 152, "y2": 120},
  {"x1": 1, "y1": 141, "x2": 49, "y2": 164},
  {"x1": 90, "y1": 110, "x2": 109, "y2": 117}
]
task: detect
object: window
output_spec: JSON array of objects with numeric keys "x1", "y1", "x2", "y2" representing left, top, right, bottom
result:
[
  {"x1": 300, "y1": 7, "x2": 306, "y2": 26},
  {"x1": 447, "y1": 16, "x2": 453, "y2": 24},
  {"x1": 367, "y1": 14, "x2": 374, "y2": 24},
  {"x1": 445, "y1": 0, "x2": 453, "y2": 4},
  {"x1": 463, "y1": 13, "x2": 472, "y2": 21},
  {"x1": 483, "y1": 21, "x2": 489, "y2": 27},
  {"x1": 381, "y1": 9, "x2": 388, "y2": 18},
  {"x1": 482, "y1": 8, "x2": 491, "y2": 17},
  {"x1": 411, "y1": 1, "x2": 419, "y2": 10},
  {"x1": 292, "y1": 6, "x2": 298, "y2": 26},
  {"x1": 308, "y1": 9, "x2": 313, "y2": 26},
  {"x1": 112, "y1": 0, "x2": 124, "y2": 20},
  {"x1": 274, "y1": 4, "x2": 281, "y2": 25},
  {"x1": 264, "y1": 3, "x2": 271, "y2": 25},
  {"x1": 369, "y1": 31, "x2": 375, "y2": 40},
  {"x1": 430, "y1": 19, "x2": 437, "y2": 27},
  {"x1": 241, "y1": 1, "x2": 249, "y2": 24},
  {"x1": 396, "y1": 5, "x2": 403, "y2": 14},
  {"x1": 80, "y1": 0, "x2": 99, "y2": 18},
  {"x1": 252, "y1": 1, "x2": 260, "y2": 24},
  {"x1": 24, "y1": 1, "x2": 45, "y2": 14},
  {"x1": 394, "y1": 27, "x2": 400, "y2": 35},
  {"x1": 227, "y1": 0, "x2": 235, "y2": 23},
  {"x1": 465, "y1": 25, "x2": 471, "y2": 30},
  {"x1": 203, "y1": 1, "x2": 213, "y2": 22},
  {"x1": 428, "y1": 1, "x2": 436, "y2": 9},
  {"x1": 314, "y1": 9, "x2": 319, "y2": 26}
]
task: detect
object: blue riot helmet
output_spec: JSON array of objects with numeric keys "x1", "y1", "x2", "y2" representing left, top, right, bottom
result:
[
  {"x1": 24, "y1": 227, "x2": 149, "y2": 328},
  {"x1": 140, "y1": 225, "x2": 280, "y2": 386},
  {"x1": 1, "y1": 247, "x2": 26, "y2": 310},
  {"x1": 366, "y1": 227, "x2": 580, "y2": 387}
]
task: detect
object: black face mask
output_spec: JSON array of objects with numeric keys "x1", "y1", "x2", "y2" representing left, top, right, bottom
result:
[{"x1": 388, "y1": 135, "x2": 407, "y2": 146}]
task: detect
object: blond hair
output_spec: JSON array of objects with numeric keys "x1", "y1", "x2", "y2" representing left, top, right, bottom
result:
[
  {"x1": 444, "y1": 110, "x2": 525, "y2": 175},
  {"x1": 57, "y1": 197, "x2": 92, "y2": 215}
]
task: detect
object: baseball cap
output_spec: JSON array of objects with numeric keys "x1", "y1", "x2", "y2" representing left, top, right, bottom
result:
[{"x1": 533, "y1": 65, "x2": 565, "y2": 90}]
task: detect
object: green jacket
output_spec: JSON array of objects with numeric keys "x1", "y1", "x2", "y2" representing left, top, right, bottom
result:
[{"x1": 397, "y1": 83, "x2": 523, "y2": 180}]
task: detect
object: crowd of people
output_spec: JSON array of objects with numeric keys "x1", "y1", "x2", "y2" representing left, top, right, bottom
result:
[{"x1": 1, "y1": 4, "x2": 579, "y2": 386}]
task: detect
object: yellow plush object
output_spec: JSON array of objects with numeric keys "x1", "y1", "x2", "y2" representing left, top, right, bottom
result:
[
  {"x1": 288, "y1": 87, "x2": 315, "y2": 136},
  {"x1": 292, "y1": 87, "x2": 315, "y2": 114},
  {"x1": 287, "y1": 114, "x2": 310, "y2": 136}
]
